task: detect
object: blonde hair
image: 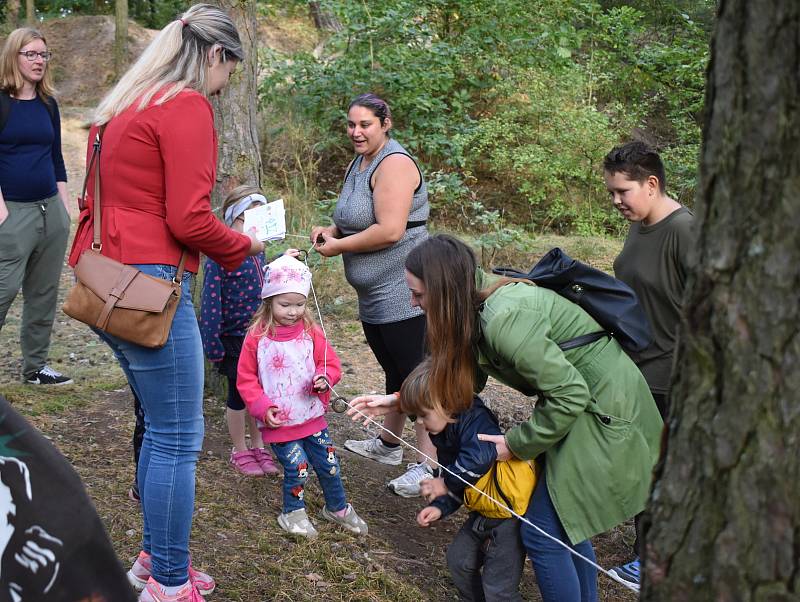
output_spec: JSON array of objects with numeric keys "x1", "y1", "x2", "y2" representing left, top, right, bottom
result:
[
  {"x1": 221, "y1": 184, "x2": 263, "y2": 216},
  {"x1": 400, "y1": 358, "x2": 457, "y2": 422},
  {"x1": 93, "y1": 3, "x2": 243, "y2": 125},
  {"x1": 0, "y1": 28, "x2": 56, "y2": 100},
  {"x1": 248, "y1": 297, "x2": 315, "y2": 338}
]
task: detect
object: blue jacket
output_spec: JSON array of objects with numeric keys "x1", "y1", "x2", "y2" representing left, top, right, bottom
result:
[
  {"x1": 199, "y1": 254, "x2": 264, "y2": 362},
  {"x1": 429, "y1": 397, "x2": 502, "y2": 518}
]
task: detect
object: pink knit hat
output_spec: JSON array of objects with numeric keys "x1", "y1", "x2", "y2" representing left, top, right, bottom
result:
[{"x1": 261, "y1": 255, "x2": 312, "y2": 299}]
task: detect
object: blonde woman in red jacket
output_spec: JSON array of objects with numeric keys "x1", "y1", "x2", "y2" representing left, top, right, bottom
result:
[{"x1": 68, "y1": 5, "x2": 264, "y2": 601}]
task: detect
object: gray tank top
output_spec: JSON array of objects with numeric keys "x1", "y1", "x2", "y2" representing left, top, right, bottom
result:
[{"x1": 333, "y1": 138, "x2": 429, "y2": 324}]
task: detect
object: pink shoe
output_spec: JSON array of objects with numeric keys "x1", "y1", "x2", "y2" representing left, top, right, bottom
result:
[
  {"x1": 252, "y1": 447, "x2": 280, "y2": 475},
  {"x1": 230, "y1": 448, "x2": 263, "y2": 476},
  {"x1": 128, "y1": 551, "x2": 216, "y2": 596},
  {"x1": 138, "y1": 576, "x2": 204, "y2": 602}
]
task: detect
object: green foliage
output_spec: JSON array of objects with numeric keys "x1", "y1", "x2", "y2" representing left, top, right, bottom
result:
[{"x1": 258, "y1": 0, "x2": 711, "y2": 235}]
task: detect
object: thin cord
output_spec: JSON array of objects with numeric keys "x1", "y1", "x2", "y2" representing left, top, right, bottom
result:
[{"x1": 293, "y1": 236, "x2": 638, "y2": 594}]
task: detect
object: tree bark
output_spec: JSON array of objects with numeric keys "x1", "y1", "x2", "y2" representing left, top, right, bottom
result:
[
  {"x1": 6, "y1": 0, "x2": 20, "y2": 28},
  {"x1": 25, "y1": 0, "x2": 34, "y2": 24},
  {"x1": 642, "y1": 2, "x2": 800, "y2": 601},
  {"x1": 308, "y1": 1, "x2": 342, "y2": 32},
  {"x1": 114, "y1": 0, "x2": 128, "y2": 78},
  {"x1": 208, "y1": 0, "x2": 262, "y2": 206}
]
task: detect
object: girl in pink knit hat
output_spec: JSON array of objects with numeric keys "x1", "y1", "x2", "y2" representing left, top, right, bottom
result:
[{"x1": 236, "y1": 255, "x2": 368, "y2": 538}]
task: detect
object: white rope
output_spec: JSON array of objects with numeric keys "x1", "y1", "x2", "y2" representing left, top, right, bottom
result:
[{"x1": 293, "y1": 236, "x2": 639, "y2": 594}]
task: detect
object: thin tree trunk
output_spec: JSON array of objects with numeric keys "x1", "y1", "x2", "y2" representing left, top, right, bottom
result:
[
  {"x1": 642, "y1": 2, "x2": 800, "y2": 600},
  {"x1": 6, "y1": 0, "x2": 20, "y2": 28},
  {"x1": 203, "y1": 0, "x2": 262, "y2": 396},
  {"x1": 308, "y1": 1, "x2": 342, "y2": 32},
  {"x1": 114, "y1": 0, "x2": 128, "y2": 78},
  {"x1": 25, "y1": 0, "x2": 34, "y2": 24}
]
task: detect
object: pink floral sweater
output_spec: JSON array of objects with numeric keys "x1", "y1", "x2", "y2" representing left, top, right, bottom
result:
[{"x1": 237, "y1": 322, "x2": 342, "y2": 444}]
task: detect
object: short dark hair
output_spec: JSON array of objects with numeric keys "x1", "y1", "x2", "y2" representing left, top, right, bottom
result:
[
  {"x1": 348, "y1": 93, "x2": 392, "y2": 126},
  {"x1": 603, "y1": 141, "x2": 667, "y2": 193}
]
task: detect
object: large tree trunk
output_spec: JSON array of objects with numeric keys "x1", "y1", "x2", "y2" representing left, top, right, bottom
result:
[
  {"x1": 25, "y1": 0, "x2": 34, "y2": 24},
  {"x1": 642, "y1": 2, "x2": 800, "y2": 600},
  {"x1": 114, "y1": 0, "x2": 128, "y2": 78},
  {"x1": 6, "y1": 0, "x2": 20, "y2": 28},
  {"x1": 209, "y1": 0, "x2": 262, "y2": 206}
]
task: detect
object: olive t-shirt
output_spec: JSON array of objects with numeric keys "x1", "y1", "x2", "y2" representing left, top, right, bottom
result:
[{"x1": 613, "y1": 206, "x2": 695, "y2": 394}]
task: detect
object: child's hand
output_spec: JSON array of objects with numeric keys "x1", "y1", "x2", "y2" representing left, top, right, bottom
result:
[
  {"x1": 416, "y1": 506, "x2": 442, "y2": 527},
  {"x1": 312, "y1": 376, "x2": 329, "y2": 392},
  {"x1": 263, "y1": 407, "x2": 285, "y2": 428},
  {"x1": 419, "y1": 477, "x2": 447, "y2": 502},
  {"x1": 283, "y1": 248, "x2": 301, "y2": 258}
]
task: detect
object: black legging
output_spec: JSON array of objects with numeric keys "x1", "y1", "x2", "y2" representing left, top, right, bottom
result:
[{"x1": 361, "y1": 314, "x2": 426, "y2": 394}]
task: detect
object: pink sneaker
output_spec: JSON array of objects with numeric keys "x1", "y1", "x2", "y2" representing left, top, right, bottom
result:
[
  {"x1": 138, "y1": 576, "x2": 204, "y2": 602},
  {"x1": 128, "y1": 551, "x2": 216, "y2": 596},
  {"x1": 230, "y1": 449, "x2": 263, "y2": 476},
  {"x1": 252, "y1": 447, "x2": 280, "y2": 475}
]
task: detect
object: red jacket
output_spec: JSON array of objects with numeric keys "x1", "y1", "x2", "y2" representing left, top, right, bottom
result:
[{"x1": 68, "y1": 90, "x2": 250, "y2": 273}]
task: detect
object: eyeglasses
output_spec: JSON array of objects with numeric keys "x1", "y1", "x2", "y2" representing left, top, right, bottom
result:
[{"x1": 18, "y1": 51, "x2": 53, "y2": 62}]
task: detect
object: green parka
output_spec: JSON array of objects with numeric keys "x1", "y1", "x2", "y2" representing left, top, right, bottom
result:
[{"x1": 474, "y1": 269, "x2": 663, "y2": 544}]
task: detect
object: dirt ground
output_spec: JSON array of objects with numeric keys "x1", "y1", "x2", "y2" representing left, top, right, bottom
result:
[{"x1": 0, "y1": 16, "x2": 638, "y2": 601}]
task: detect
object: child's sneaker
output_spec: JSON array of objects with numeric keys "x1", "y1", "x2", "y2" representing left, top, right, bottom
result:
[
  {"x1": 277, "y1": 508, "x2": 318, "y2": 539},
  {"x1": 387, "y1": 462, "x2": 435, "y2": 498},
  {"x1": 343, "y1": 436, "x2": 403, "y2": 465},
  {"x1": 138, "y1": 577, "x2": 204, "y2": 602},
  {"x1": 608, "y1": 557, "x2": 641, "y2": 591},
  {"x1": 252, "y1": 447, "x2": 280, "y2": 475},
  {"x1": 229, "y1": 448, "x2": 263, "y2": 476},
  {"x1": 128, "y1": 482, "x2": 141, "y2": 503},
  {"x1": 128, "y1": 551, "x2": 216, "y2": 595},
  {"x1": 321, "y1": 503, "x2": 368, "y2": 536}
]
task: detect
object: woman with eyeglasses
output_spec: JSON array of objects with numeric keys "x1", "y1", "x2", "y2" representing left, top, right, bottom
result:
[
  {"x1": 0, "y1": 28, "x2": 72, "y2": 386},
  {"x1": 67, "y1": 5, "x2": 264, "y2": 601}
]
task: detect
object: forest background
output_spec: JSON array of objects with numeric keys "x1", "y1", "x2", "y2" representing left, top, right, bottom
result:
[{"x1": 2, "y1": 0, "x2": 714, "y2": 249}]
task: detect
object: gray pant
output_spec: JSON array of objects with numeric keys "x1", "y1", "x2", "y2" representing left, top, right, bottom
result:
[
  {"x1": 0, "y1": 196, "x2": 70, "y2": 377},
  {"x1": 446, "y1": 513, "x2": 525, "y2": 602}
]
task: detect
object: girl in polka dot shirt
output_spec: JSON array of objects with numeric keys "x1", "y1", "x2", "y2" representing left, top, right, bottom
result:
[{"x1": 199, "y1": 185, "x2": 280, "y2": 477}]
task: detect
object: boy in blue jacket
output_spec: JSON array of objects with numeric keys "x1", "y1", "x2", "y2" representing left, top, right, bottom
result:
[{"x1": 398, "y1": 359, "x2": 527, "y2": 602}]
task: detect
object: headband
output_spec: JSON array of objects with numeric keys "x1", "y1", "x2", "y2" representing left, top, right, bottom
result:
[{"x1": 223, "y1": 194, "x2": 267, "y2": 226}]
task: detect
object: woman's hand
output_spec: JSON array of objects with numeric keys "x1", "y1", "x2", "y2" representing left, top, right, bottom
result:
[
  {"x1": 246, "y1": 230, "x2": 265, "y2": 255},
  {"x1": 310, "y1": 225, "x2": 338, "y2": 246},
  {"x1": 416, "y1": 506, "x2": 442, "y2": 527},
  {"x1": 477, "y1": 433, "x2": 513, "y2": 461},
  {"x1": 313, "y1": 230, "x2": 343, "y2": 257},
  {"x1": 419, "y1": 477, "x2": 447, "y2": 503},
  {"x1": 0, "y1": 201, "x2": 7, "y2": 227},
  {"x1": 346, "y1": 393, "x2": 399, "y2": 425},
  {"x1": 263, "y1": 407, "x2": 285, "y2": 428}
]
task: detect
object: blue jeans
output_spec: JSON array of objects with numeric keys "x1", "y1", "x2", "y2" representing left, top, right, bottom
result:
[
  {"x1": 521, "y1": 470, "x2": 598, "y2": 602},
  {"x1": 271, "y1": 429, "x2": 347, "y2": 514},
  {"x1": 95, "y1": 264, "x2": 203, "y2": 587}
]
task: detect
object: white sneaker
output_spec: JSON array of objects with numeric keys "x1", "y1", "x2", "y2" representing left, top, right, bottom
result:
[
  {"x1": 277, "y1": 508, "x2": 318, "y2": 539},
  {"x1": 388, "y1": 462, "x2": 435, "y2": 498},
  {"x1": 343, "y1": 436, "x2": 403, "y2": 466}
]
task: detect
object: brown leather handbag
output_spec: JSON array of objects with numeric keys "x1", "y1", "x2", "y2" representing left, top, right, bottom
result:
[{"x1": 62, "y1": 127, "x2": 188, "y2": 349}]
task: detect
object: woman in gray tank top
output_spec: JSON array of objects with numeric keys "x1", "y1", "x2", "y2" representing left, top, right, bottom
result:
[{"x1": 310, "y1": 93, "x2": 437, "y2": 498}]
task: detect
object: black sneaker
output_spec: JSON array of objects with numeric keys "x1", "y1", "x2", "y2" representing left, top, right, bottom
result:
[{"x1": 25, "y1": 365, "x2": 73, "y2": 386}]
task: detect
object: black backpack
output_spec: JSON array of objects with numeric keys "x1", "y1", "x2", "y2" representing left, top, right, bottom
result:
[
  {"x1": 492, "y1": 247, "x2": 653, "y2": 353},
  {"x1": 0, "y1": 90, "x2": 57, "y2": 135}
]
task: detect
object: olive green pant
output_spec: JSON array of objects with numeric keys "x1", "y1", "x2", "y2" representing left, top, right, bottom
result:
[{"x1": 0, "y1": 196, "x2": 70, "y2": 378}]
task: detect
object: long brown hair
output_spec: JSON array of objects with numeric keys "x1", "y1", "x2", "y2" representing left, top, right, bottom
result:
[
  {"x1": 405, "y1": 235, "x2": 531, "y2": 414},
  {"x1": 405, "y1": 235, "x2": 480, "y2": 414},
  {"x1": 0, "y1": 28, "x2": 56, "y2": 101}
]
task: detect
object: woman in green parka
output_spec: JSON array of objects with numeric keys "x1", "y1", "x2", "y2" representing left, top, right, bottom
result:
[{"x1": 348, "y1": 234, "x2": 663, "y2": 601}]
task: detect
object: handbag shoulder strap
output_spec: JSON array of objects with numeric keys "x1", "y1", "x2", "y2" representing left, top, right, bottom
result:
[{"x1": 84, "y1": 124, "x2": 189, "y2": 284}]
